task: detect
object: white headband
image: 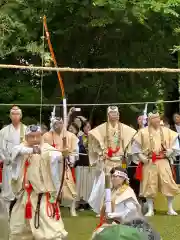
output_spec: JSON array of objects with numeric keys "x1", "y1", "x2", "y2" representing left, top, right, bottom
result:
[
  {"x1": 148, "y1": 112, "x2": 160, "y2": 119},
  {"x1": 76, "y1": 116, "x2": 87, "y2": 122},
  {"x1": 107, "y1": 106, "x2": 119, "y2": 114},
  {"x1": 25, "y1": 125, "x2": 41, "y2": 135},
  {"x1": 51, "y1": 117, "x2": 63, "y2": 125},
  {"x1": 112, "y1": 170, "x2": 129, "y2": 182},
  {"x1": 50, "y1": 117, "x2": 63, "y2": 131}
]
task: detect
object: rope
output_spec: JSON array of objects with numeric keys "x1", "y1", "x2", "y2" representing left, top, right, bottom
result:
[
  {"x1": 0, "y1": 99, "x2": 179, "y2": 107},
  {"x1": 1, "y1": 64, "x2": 180, "y2": 73}
]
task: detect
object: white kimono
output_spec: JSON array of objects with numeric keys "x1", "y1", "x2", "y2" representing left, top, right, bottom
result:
[
  {"x1": 88, "y1": 122, "x2": 136, "y2": 213},
  {"x1": 0, "y1": 197, "x2": 9, "y2": 240},
  {"x1": 92, "y1": 186, "x2": 142, "y2": 238},
  {"x1": 131, "y1": 127, "x2": 180, "y2": 198},
  {"x1": 0, "y1": 123, "x2": 26, "y2": 202},
  {"x1": 10, "y1": 142, "x2": 68, "y2": 239}
]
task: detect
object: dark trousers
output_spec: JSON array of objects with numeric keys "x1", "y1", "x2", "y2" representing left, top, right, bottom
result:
[
  {"x1": 9, "y1": 198, "x2": 17, "y2": 217},
  {"x1": 175, "y1": 157, "x2": 180, "y2": 184},
  {"x1": 127, "y1": 162, "x2": 140, "y2": 197},
  {"x1": 127, "y1": 162, "x2": 146, "y2": 203}
]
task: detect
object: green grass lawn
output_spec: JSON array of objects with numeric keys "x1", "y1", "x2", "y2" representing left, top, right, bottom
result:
[{"x1": 62, "y1": 209, "x2": 180, "y2": 240}]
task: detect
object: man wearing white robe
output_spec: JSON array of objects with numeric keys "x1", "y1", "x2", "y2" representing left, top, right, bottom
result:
[
  {"x1": 88, "y1": 106, "x2": 136, "y2": 215},
  {"x1": 43, "y1": 113, "x2": 79, "y2": 217},
  {"x1": 132, "y1": 112, "x2": 180, "y2": 216},
  {"x1": 0, "y1": 106, "x2": 26, "y2": 213},
  {"x1": 9, "y1": 124, "x2": 68, "y2": 239}
]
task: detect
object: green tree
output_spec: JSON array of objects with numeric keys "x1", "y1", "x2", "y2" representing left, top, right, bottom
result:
[{"x1": 1, "y1": 0, "x2": 180, "y2": 125}]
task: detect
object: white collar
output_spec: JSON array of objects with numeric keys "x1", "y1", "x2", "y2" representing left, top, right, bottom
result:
[{"x1": 175, "y1": 124, "x2": 180, "y2": 133}]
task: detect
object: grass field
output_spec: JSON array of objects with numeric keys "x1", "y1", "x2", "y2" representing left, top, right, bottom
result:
[{"x1": 62, "y1": 209, "x2": 180, "y2": 240}]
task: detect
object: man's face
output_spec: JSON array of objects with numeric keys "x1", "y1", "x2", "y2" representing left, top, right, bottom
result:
[
  {"x1": 68, "y1": 125, "x2": 78, "y2": 135},
  {"x1": 137, "y1": 116, "x2": 143, "y2": 126},
  {"x1": 108, "y1": 111, "x2": 119, "y2": 122},
  {"x1": 10, "y1": 112, "x2": 21, "y2": 124},
  {"x1": 111, "y1": 175, "x2": 125, "y2": 188},
  {"x1": 74, "y1": 118, "x2": 81, "y2": 128},
  {"x1": 26, "y1": 132, "x2": 41, "y2": 146},
  {"x1": 149, "y1": 116, "x2": 161, "y2": 127},
  {"x1": 53, "y1": 119, "x2": 63, "y2": 132},
  {"x1": 173, "y1": 114, "x2": 180, "y2": 124},
  {"x1": 83, "y1": 122, "x2": 91, "y2": 134}
]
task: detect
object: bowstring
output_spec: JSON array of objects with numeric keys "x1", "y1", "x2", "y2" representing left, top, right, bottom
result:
[{"x1": 39, "y1": 20, "x2": 45, "y2": 126}]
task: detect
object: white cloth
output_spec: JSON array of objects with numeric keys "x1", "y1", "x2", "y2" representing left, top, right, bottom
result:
[
  {"x1": 50, "y1": 151, "x2": 62, "y2": 192},
  {"x1": 0, "y1": 197, "x2": 9, "y2": 240},
  {"x1": 68, "y1": 139, "x2": 79, "y2": 166},
  {"x1": 132, "y1": 137, "x2": 180, "y2": 164},
  {"x1": 76, "y1": 143, "x2": 79, "y2": 155},
  {"x1": 76, "y1": 166, "x2": 97, "y2": 202},
  {"x1": 11, "y1": 144, "x2": 64, "y2": 195},
  {"x1": 130, "y1": 140, "x2": 144, "y2": 164},
  {"x1": 107, "y1": 198, "x2": 139, "y2": 220},
  {"x1": 171, "y1": 137, "x2": 180, "y2": 156},
  {"x1": 69, "y1": 155, "x2": 76, "y2": 166},
  {"x1": 131, "y1": 140, "x2": 142, "y2": 155},
  {"x1": 88, "y1": 171, "x2": 105, "y2": 214},
  {"x1": 0, "y1": 124, "x2": 26, "y2": 201},
  {"x1": 131, "y1": 154, "x2": 139, "y2": 164},
  {"x1": 88, "y1": 159, "x2": 107, "y2": 213},
  {"x1": 11, "y1": 144, "x2": 33, "y2": 181},
  {"x1": 138, "y1": 153, "x2": 149, "y2": 164},
  {"x1": 175, "y1": 124, "x2": 180, "y2": 133}
]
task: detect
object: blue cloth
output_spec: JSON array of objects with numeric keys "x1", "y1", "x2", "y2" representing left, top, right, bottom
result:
[{"x1": 75, "y1": 134, "x2": 89, "y2": 166}]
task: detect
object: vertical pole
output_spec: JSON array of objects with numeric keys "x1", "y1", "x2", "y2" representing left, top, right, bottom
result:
[
  {"x1": 104, "y1": 111, "x2": 112, "y2": 216},
  {"x1": 176, "y1": 51, "x2": 180, "y2": 184},
  {"x1": 63, "y1": 98, "x2": 68, "y2": 130},
  {"x1": 105, "y1": 168, "x2": 112, "y2": 215},
  {"x1": 178, "y1": 51, "x2": 180, "y2": 112}
]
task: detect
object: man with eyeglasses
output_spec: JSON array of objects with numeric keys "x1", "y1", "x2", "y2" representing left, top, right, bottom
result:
[{"x1": 9, "y1": 124, "x2": 68, "y2": 239}]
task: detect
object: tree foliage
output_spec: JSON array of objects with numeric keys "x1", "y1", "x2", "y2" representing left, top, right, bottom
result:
[{"x1": 0, "y1": 0, "x2": 180, "y2": 125}]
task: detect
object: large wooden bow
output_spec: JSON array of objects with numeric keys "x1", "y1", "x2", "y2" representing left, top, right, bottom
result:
[{"x1": 43, "y1": 16, "x2": 67, "y2": 202}]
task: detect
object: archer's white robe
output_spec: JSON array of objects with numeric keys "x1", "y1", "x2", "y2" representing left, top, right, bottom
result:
[
  {"x1": 88, "y1": 122, "x2": 136, "y2": 213},
  {"x1": 0, "y1": 123, "x2": 26, "y2": 202},
  {"x1": 92, "y1": 185, "x2": 142, "y2": 238},
  {"x1": 132, "y1": 126, "x2": 180, "y2": 198},
  {"x1": 43, "y1": 131, "x2": 79, "y2": 204},
  {"x1": 10, "y1": 142, "x2": 67, "y2": 240}
]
